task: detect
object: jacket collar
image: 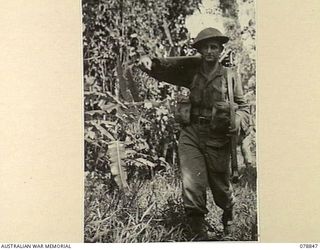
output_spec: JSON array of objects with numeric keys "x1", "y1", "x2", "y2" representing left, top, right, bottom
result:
[{"x1": 198, "y1": 62, "x2": 224, "y2": 82}]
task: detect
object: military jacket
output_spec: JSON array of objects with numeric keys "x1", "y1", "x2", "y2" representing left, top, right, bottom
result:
[{"x1": 145, "y1": 56, "x2": 249, "y2": 144}]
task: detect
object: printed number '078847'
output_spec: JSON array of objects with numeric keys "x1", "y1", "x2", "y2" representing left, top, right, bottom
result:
[{"x1": 300, "y1": 244, "x2": 318, "y2": 248}]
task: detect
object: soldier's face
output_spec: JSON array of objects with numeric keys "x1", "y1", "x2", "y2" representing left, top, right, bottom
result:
[{"x1": 199, "y1": 40, "x2": 223, "y2": 63}]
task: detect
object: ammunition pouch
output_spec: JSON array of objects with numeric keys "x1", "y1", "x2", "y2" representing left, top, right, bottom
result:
[
  {"x1": 174, "y1": 98, "x2": 240, "y2": 130},
  {"x1": 174, "y1": 94, "x2": 191, "y2": 125},
  {"x1": 210, "y1": 110, "x2": 231, "y2": 133},
  {"x1": 214, "y1": 101, "x2": 238, "y2": 112},
  {"x1": 210, "y1": 102, "x2": 239, "y2": 133}
]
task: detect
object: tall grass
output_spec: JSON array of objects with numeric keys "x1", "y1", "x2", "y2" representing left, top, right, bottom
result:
[{"x1": 84, "y1": 164, "x2": 257, "y2": 242}]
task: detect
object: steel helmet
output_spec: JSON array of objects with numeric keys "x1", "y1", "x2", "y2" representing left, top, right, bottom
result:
[{"x1": 192, "y1": 27, "x2": 229, "y2": 49}]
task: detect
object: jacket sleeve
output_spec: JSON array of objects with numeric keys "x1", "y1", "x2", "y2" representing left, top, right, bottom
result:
[
  {"x1": 234, "y1": 77, "x2": 251, "y2": 133},
  {"x1": 140, "y1": 56, "x2": 201, "y2": 88}
]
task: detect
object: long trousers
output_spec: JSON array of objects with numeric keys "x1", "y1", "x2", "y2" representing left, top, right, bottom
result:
[
  {"x1": 178, "y1": 124, "x2": 234, "y2": 216},
  {"x1": 239, "y1": 130, "x2": 254, "y2": 167}
]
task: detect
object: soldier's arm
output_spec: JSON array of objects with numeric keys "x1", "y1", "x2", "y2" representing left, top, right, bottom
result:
[
  {"x1": 139, "y1": 56, "x2": 200, "y2": 88},
  {"x1": 234, "y1": 78, "x2": 251, "y2": 131}
]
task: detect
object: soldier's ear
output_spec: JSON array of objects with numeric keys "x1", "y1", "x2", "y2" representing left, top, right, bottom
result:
[{"x1": 219, "y1": 43, "x2": 224, "y2": 52}]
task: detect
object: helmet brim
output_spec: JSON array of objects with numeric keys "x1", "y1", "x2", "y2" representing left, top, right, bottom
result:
[{"x1": 192, "y1": 35, "x2": 229, "y2": 49}]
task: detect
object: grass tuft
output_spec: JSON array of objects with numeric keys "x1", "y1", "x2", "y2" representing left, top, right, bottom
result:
[{"x1": 84, "y1": 166, "x2": 258, "y2": 242}]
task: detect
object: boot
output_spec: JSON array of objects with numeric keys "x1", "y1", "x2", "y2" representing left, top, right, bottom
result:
[
  {"x1": 188, "y1": 215, "x2": 208, "y2": 241},
  {"x1": 222, "y1": 207, "x2": 233, "y2": 235}
]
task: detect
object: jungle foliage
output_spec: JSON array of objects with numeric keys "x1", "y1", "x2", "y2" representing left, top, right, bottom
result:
[{"x1": 83, "y1": 0, "x2": 257, "y2": 242}]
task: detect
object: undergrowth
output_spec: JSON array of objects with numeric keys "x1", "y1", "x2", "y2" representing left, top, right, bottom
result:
[{"x1": 84, "y1": 166, "x2": 258, "y2": 242}]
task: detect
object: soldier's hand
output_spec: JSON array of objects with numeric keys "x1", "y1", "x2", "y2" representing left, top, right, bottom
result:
[
  {"x1": 228, "y1": 115, "x2": 241, "y2": 135},
  {"x1": 139, "y1": 55, "x2": 152, "y2": 71}
]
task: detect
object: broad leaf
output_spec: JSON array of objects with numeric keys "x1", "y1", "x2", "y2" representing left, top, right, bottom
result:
[{"x1": 108, "y1": 141, "x2": 129, "y2": 190}]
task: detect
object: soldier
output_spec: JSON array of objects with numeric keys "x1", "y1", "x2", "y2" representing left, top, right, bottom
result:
[{"x1": 139, "y1": 27, "x2": 249, "y2": 239}]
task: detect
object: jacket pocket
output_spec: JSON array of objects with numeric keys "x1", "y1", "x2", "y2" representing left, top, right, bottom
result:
[{"x1": 210, "y1": 110, "x2": 230, "y2": 134}]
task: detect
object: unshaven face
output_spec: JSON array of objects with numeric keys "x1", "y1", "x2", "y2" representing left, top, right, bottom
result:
[{"x1": 198, "y1": 40, "x2": 223, "y2": 63}]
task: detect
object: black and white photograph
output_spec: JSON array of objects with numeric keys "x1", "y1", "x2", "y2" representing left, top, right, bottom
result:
[{"x1": 83, "y1": 0, "x2": 257, "y2": 242}]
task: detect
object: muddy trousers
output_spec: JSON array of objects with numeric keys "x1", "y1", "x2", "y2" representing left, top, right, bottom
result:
[{"x1": 178, "y1": 125, "x2": 234, "y2": 217}]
